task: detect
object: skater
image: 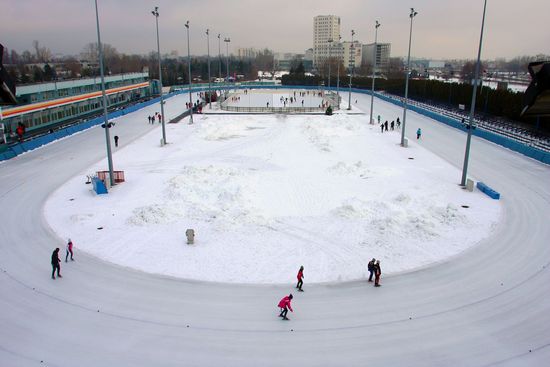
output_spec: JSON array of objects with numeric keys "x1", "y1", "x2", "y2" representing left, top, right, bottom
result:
[
  {"x1": 51, "y1": 248, "x2": 62, "y2": 279},
  {"x1": 416, "y1": 128, "x2": 422, "y2": 140},
  {"x1": 396, "y1": 117, "x2": 401, "y2": 128},
  {"x1": 368, "y1": 258, "x2": 376, "y2": 282},
  {"x1": 114, "y1": 135, "x2": 119, "y2": 147},
  {"x1": 384, "y1": 121, "x2": 388, "y2": 131},
  {"x1": 278, "y1": 294, "x2": 293, "y2": 320},
  {"x1": 380, "y1": 123, "x2": 384, "y2": 133},
  {"x1": 158, "y1": 114, "x2": 162, "y2": 123},
  {"x1": 151, "y1": 115, "x2": 156, "y2": 123},
  {"x1": 377, "y1": 115, "x2": 381, "y2": 125},
  {"x1": 148, "y1": 115, "x2": 152, "y2": 124},
  {"x1": 296, "y1": 266, "x2": 304, "y2": 291},
  {"x1": 390, "y1": 121, "x2": 395, "y2": 130},
  {"x1": 65, "y1": 239, "x2": 74, "y2": 262},
  {"x1": 267, "y1": 102, "x2": 269, "y2": 108},
  {"x1": 374, "y1": 260, "x2": 381, "y2": 287}
]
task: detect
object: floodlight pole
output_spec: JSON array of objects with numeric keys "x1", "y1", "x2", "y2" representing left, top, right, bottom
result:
[
  {"x1": 94, "y1": 0, "x2": 114, "y2": 186},
  {"x1": 401, "y1": 8, "x2": 418, "y2": 146},
  {"x1": 327, "y1": 38, "x2": 333, "y2": 93},
  {"x1": 336, "y1": 35, "x2": 341, "y2": 101},
  {"x1": 461, "y1": 0, "x2": 487, "y2": 186},
  {"x1": 369, "y1": 21, "x2": 380, "y2": 124},
  {"x1": 206, "y1": 29, "x2": 212, "y2": 109},
  {"x1": 185, "y1": 21, "x2": 193, "y2": 124},
  {"x1": 224, "y1": 37, "x2": 230, "y2": 81},
  {"x1": 347, "y1": 30, "x2": 355, "y2": 110},
  {"x1": 218, "y1": 34, "x2": 222, "y2": 79},
  {"x1": 152, "y1": 7, "x2": 167, "y2": 144}
]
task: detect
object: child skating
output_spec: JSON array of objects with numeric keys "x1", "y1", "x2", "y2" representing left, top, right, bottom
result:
[
  {"x1": 296, "y1": 266, "x2": 304, "y2": 292},
  {"x1": 278, "y1": 294, "x2": 294, "y2": 320}
]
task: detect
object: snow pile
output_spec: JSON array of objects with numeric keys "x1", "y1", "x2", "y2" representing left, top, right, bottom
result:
[{"x1": 44, "y1": 100, "x2": 501, "y2": 284}]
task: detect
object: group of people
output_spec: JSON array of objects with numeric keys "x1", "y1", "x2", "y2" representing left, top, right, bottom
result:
[
  {"x1": 51, "y1": 239, "x2": 75, "y2": 279},
  {"x1": 278, "y1": 261, "x2": 383, "y2": 320},
  {"x1": 147, "y1": 112, "x2": 162, "y2": 124},
  {"x1": 379, "y1": 116, "x2": 401, "y2": 133},
  {"x1": 367, "y1": 259, "x2": 382, "y2": 287},
  {"x1": 277, "y1": 265, "x2": 305, "y2": 320}
]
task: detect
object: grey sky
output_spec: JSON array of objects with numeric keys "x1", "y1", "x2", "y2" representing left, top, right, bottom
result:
[{"x1": 2, "y1": 0, "x2": 549, "y2": 60}]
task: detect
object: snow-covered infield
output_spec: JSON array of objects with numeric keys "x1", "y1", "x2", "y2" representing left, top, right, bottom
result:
[{"x1": 44, "y1": 92, "x2": 501, "y2": 283}]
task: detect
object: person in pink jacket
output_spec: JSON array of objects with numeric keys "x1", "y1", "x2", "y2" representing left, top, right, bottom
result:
[
  {"x1": 296, "y1": 266, "x2": 304, "y2": 292},
  {"x1": 278, "y1": 294, "x2": 293, "y2": 320}
]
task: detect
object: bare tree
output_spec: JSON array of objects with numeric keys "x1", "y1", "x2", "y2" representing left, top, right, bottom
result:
[{"x1": 32, "y1": 40, "x2": 52, "y2": 62}]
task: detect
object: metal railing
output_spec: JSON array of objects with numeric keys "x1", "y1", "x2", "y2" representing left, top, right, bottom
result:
[{"x1": 221, "y1": 106, "x2": 324, "y2": 113}]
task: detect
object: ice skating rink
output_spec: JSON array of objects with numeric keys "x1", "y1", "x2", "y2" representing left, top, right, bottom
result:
[{"x1": 1, "y1": 89, "x2": 549, "y2": 366}]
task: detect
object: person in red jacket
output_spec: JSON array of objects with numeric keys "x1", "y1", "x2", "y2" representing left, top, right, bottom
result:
[
  {"x1": 278, "y1": 294, "x2": 293, "y2": 320},
  {"x1": 296, "y1": 266, "x2": 304, "y2": 292},
  {"x1": 65, "y1": 239, "x2": 74, "y2": 262}
]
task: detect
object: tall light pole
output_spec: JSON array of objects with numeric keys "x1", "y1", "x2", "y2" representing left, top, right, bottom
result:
[
  {"x1": 327, "y1": 38, "x2": 333, "y2": 93},
  {"x1": 224, "y1": 37, "x2": 230, "y2": 81},
  {"x1": 369, "y1": 20, "x2": 381, "y2": 125},
  {"x1": 347, "y1": 29, "x2": 355, "y2": 110},
  {"x1": 461, "y1": 0, "x2": 488, "y2": 186},
  {"x1": 336, "y1": 35, "x2": 341, "y2": 101},
  {"x1": 400, "y1": 8, "x2": 418, "y2": 147},
  {"x1": 185, "y1": 20, "x2": 193, "y2": 124},
  {"x1": 217, "y1": 34, "x2": 222, "y2": 80},
  {"x1": 94, "y1": 0, "x2": 114, "y2": 186},
  {"x1": 152, "y1": 6, "x2": 167, "y2": 144},
  {"x1": 206, "y1": 28, "x2": 212, "y2": 109}
]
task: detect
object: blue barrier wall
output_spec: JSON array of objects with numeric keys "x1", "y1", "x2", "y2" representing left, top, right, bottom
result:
[
  {"x1": 0, "y1": 92, "x2": 181, "y2": 162},
  {"x1": 2, "y1": 85, "x2": 549, "y2": 165}
]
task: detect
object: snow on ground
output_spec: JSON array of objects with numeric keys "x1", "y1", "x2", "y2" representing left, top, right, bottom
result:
[{"x1": 44, "y1": 93, "x2": 501, "y2": 284}]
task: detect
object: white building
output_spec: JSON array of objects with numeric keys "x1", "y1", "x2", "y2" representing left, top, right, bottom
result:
[
  {"x1": 342, "y1": 41, "x2": 362, "y2": 70},
  {"x1": 237, "y1": 48, "x2": 258, "y2": 60},
  {"x1": 362, "y1": 43, "x2": 391, "y2": 71},
  {"x1": 313, "y1": 15, "x2": 341, "y2": 68}
]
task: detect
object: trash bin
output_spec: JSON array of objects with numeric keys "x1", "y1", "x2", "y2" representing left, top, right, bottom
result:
[{"x1": 186, "y1": 229, "x2": 195, "y2": 245}]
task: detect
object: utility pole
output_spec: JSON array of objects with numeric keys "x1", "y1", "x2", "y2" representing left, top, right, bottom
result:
[
  {"x1": 152, "y1": 6, "x2": 167, "y2": 144},
  {"x1": 369, "y1": 21, "x2": 380, "y2": 124}
]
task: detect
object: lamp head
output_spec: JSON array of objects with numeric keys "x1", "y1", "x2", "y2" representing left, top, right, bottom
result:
[
  {"x1": 375, "y1": 20, "x2": 380, "y2": 28},
  {"x1": 185, "y1": 20, "x2": 189, "y2": 28},
  {"x1": 206, "y1": 29, "x2": 209, "y2": 35}
]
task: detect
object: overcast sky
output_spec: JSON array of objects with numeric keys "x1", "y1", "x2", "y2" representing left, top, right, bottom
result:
[{"x1": 2, "y1": 0, "x2": 549, "y2": 60}]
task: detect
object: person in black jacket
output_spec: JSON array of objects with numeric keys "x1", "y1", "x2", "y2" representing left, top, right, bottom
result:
[
  {"x1": 51, "y1": 248, "x2": 62, "y2": 279},
  {"x1": 368, "y1": 258, "x2": 376, "y2": 282}
]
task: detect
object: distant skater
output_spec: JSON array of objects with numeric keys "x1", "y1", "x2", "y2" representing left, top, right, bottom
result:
[
  {"x1": 368, "y1": 258, "x2": 376, "y2": 282},
  {"x1": 396, "y1": 117, "x2": 401, "y2": 128},
  {"x1": 148, "y1": 115, "x2": 152, "y2": 124},
  {"x1": 278, "y1": 294, "x2": 294, "y2": 320},
  {"x1": 374, "y1": 260, "x2": 381, "y2": 287},
  {"x1": 380, "y1": 123, "x2": 384, "y2": 133},
  {"x1": 416, "y1": 128, "x2": 422, "y2": 140},
  {"x1": 65, "y1": 239, "x2": 74, "y2": 262},
  {"x1": 296, "y1": 266, "x2": 304, "y2": 291},
  {"x1": 384, "y1": 121, "x2": 388, "y2": 131},
  {"x1": 390, "y1": 121, "x2": 395, "y2": 130},
  {"x1": 51, "y1": 248, "x2": 62, "y2": 279},
  {"x1": 114, "y1": 135, "x2": 119, "y2": 147}
]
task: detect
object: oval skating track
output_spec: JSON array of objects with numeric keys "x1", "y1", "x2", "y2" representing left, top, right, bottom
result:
[{"x1": 1, "y1": 91, "x2": 549, "y2": 366}]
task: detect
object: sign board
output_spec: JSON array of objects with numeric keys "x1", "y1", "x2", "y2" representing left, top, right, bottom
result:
[{"x1": 459, "y1": 104, "x2": 466, "y2": 110}]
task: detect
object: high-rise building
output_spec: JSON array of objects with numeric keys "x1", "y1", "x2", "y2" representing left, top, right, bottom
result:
[
  {"x1": 342, "y1": 41, "x2": 362, "y2": 70},
  {"x1": 313, "y1": 15, "x2": 341, "y2": 68},
  {"x1": 361, "y1": 43, "x2": 391, "y2": 71},
  {"x1": 237, "y1": 47, "x2": 258, "y2": 60}
]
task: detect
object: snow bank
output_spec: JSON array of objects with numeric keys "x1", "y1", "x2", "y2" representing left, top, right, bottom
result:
[{"x1": 44, "y1": 103, "x2": 501, "y2": 284}]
